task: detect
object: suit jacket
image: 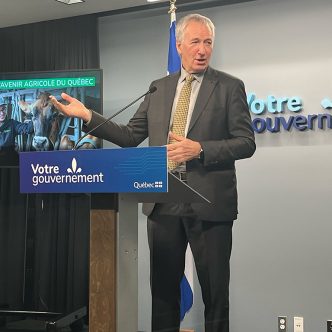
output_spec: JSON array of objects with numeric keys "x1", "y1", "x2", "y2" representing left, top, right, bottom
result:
[{"x1": 84, "y1": 67, "x2": 256, "y2": 221}]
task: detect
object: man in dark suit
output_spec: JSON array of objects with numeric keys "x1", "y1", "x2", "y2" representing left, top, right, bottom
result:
[{"x1": 51, "y1": 13, "x2": 255, "y2": 332}]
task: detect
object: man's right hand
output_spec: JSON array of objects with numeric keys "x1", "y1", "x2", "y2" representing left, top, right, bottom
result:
[{"x1": 49, "y1": 93, "x2": 92, "y2": 123}]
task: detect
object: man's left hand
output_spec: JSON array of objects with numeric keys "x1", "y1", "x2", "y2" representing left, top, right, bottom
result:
[{"x1": 167, "y1": 132, "x2": 201, "y2": 162}]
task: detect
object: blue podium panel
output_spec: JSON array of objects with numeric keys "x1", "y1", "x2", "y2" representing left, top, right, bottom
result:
[{"x1": 19, "y1": 147, "x2": 167, "y2": 193}]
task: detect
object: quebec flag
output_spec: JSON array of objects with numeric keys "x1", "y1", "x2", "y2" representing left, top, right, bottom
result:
[
  {"x1": 167, "y1": 10, "x2": 194, "y2": 321},
  {"x1": 167, "y1": 11, "x2": 181, "y2": 75}
]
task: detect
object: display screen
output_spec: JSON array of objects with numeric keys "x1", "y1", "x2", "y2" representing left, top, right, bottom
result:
[{"x1": 0, "y1": 69, "x2": 102, "y2": 167}]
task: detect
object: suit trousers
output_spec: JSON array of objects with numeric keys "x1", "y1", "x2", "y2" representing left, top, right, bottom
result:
[{"x1": 147, "y1": 203, "x2": 233, "y2": 332}]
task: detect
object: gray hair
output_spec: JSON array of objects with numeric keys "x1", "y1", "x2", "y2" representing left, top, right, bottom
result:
[{"x1": 176, "y1": 14, "x2": 215, "y2": 43}]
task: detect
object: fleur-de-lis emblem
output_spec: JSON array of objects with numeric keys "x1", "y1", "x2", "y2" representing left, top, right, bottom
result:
[{"x1": 67, "y1": 158, "x2": 82, "y2": 174}]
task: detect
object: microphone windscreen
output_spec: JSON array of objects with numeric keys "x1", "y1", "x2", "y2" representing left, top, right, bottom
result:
[{"x1": 149, "y1": 86, "x2": 157, "y2": 94}]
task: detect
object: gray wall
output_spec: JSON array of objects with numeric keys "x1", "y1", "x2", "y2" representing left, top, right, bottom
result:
[{"x1": 99, "y1": 0, "x2": 332, "y2": 331}]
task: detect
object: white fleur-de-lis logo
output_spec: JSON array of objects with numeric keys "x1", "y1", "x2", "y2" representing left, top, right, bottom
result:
[{"x1": 67, "y1": 158, "x2": 82, "y2": 174}]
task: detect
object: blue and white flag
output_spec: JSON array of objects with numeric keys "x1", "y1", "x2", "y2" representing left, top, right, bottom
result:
[
  {"x1": 167, "y1": 11, "x2": 181, "y2": 75},
  {"x1": 180, "y1": 247, "x2": 194, "y2": 320},
  {"x1": 167, "y1": 9, "x2": 194, "y2": 321}
]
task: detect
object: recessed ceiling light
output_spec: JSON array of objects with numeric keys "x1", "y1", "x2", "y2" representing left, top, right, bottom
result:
[
  {"x1": 147, "y1": 0, "x2": 162, "y2": 3},
  {"x1": 55, "y1": 0, "x2": 85, "y2": 5}
]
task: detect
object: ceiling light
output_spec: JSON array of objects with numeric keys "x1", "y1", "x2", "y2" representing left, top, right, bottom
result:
[
  {"x1": 55, "y1": 0, "x2": 85, "y2": 5},
  {"x1": 147, "y1": 0, "x2": 162, "y2": 2}
]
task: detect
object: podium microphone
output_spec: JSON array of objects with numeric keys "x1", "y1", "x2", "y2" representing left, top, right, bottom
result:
[{"x1": 73, "y1": 86, "x2": 157, "y2": 150}]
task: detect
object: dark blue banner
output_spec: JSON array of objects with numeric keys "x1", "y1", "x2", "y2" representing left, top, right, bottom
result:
[{"x1": 19, "y1": 147, "x2": 167, "y2": 193}]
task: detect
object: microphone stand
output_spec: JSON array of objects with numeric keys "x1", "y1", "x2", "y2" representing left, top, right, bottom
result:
[{"x1": 73, "y1": 86, "x2": 157, "y2": 150}]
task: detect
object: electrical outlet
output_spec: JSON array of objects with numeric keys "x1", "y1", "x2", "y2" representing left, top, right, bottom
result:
[
  {"x1": 294, "y1": 316, "x2": 304, "y2": 332},
  {"x1": 278, "y1": 316, "x2": 287, "y2": 331},
  {"x1": 327, "y1": 320, "x2": 332, "y2": 332}
]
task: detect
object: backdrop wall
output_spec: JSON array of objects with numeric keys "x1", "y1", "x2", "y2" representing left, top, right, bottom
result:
[{"x1": 99, "y1": 0, "x2": 332, "y2": 330}]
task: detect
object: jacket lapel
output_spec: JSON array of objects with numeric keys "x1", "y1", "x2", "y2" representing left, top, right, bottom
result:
[
  {"x1": 188, "y1": 67, "x2": 218, "y2": 134},
  {"x1": 161, "y1": 72, "x2": 179, "y2": 143}
]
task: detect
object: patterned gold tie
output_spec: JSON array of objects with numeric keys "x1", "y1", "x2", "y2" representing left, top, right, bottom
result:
[{"x1": 168, "y1": 74, "x2": 194, "y2": 170}]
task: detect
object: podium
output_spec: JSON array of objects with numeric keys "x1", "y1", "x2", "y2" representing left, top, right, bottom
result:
[{"x1": 18, "y1": 147, "x2": 209, "y2": 332}]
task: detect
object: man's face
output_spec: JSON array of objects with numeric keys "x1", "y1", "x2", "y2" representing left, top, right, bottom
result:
[
  {"x1": 0, "y1": 105, "x2": 7, "y2": 122},
  {"x1": 176, "y1": 21, "x2": 213, "y2": 74}
]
